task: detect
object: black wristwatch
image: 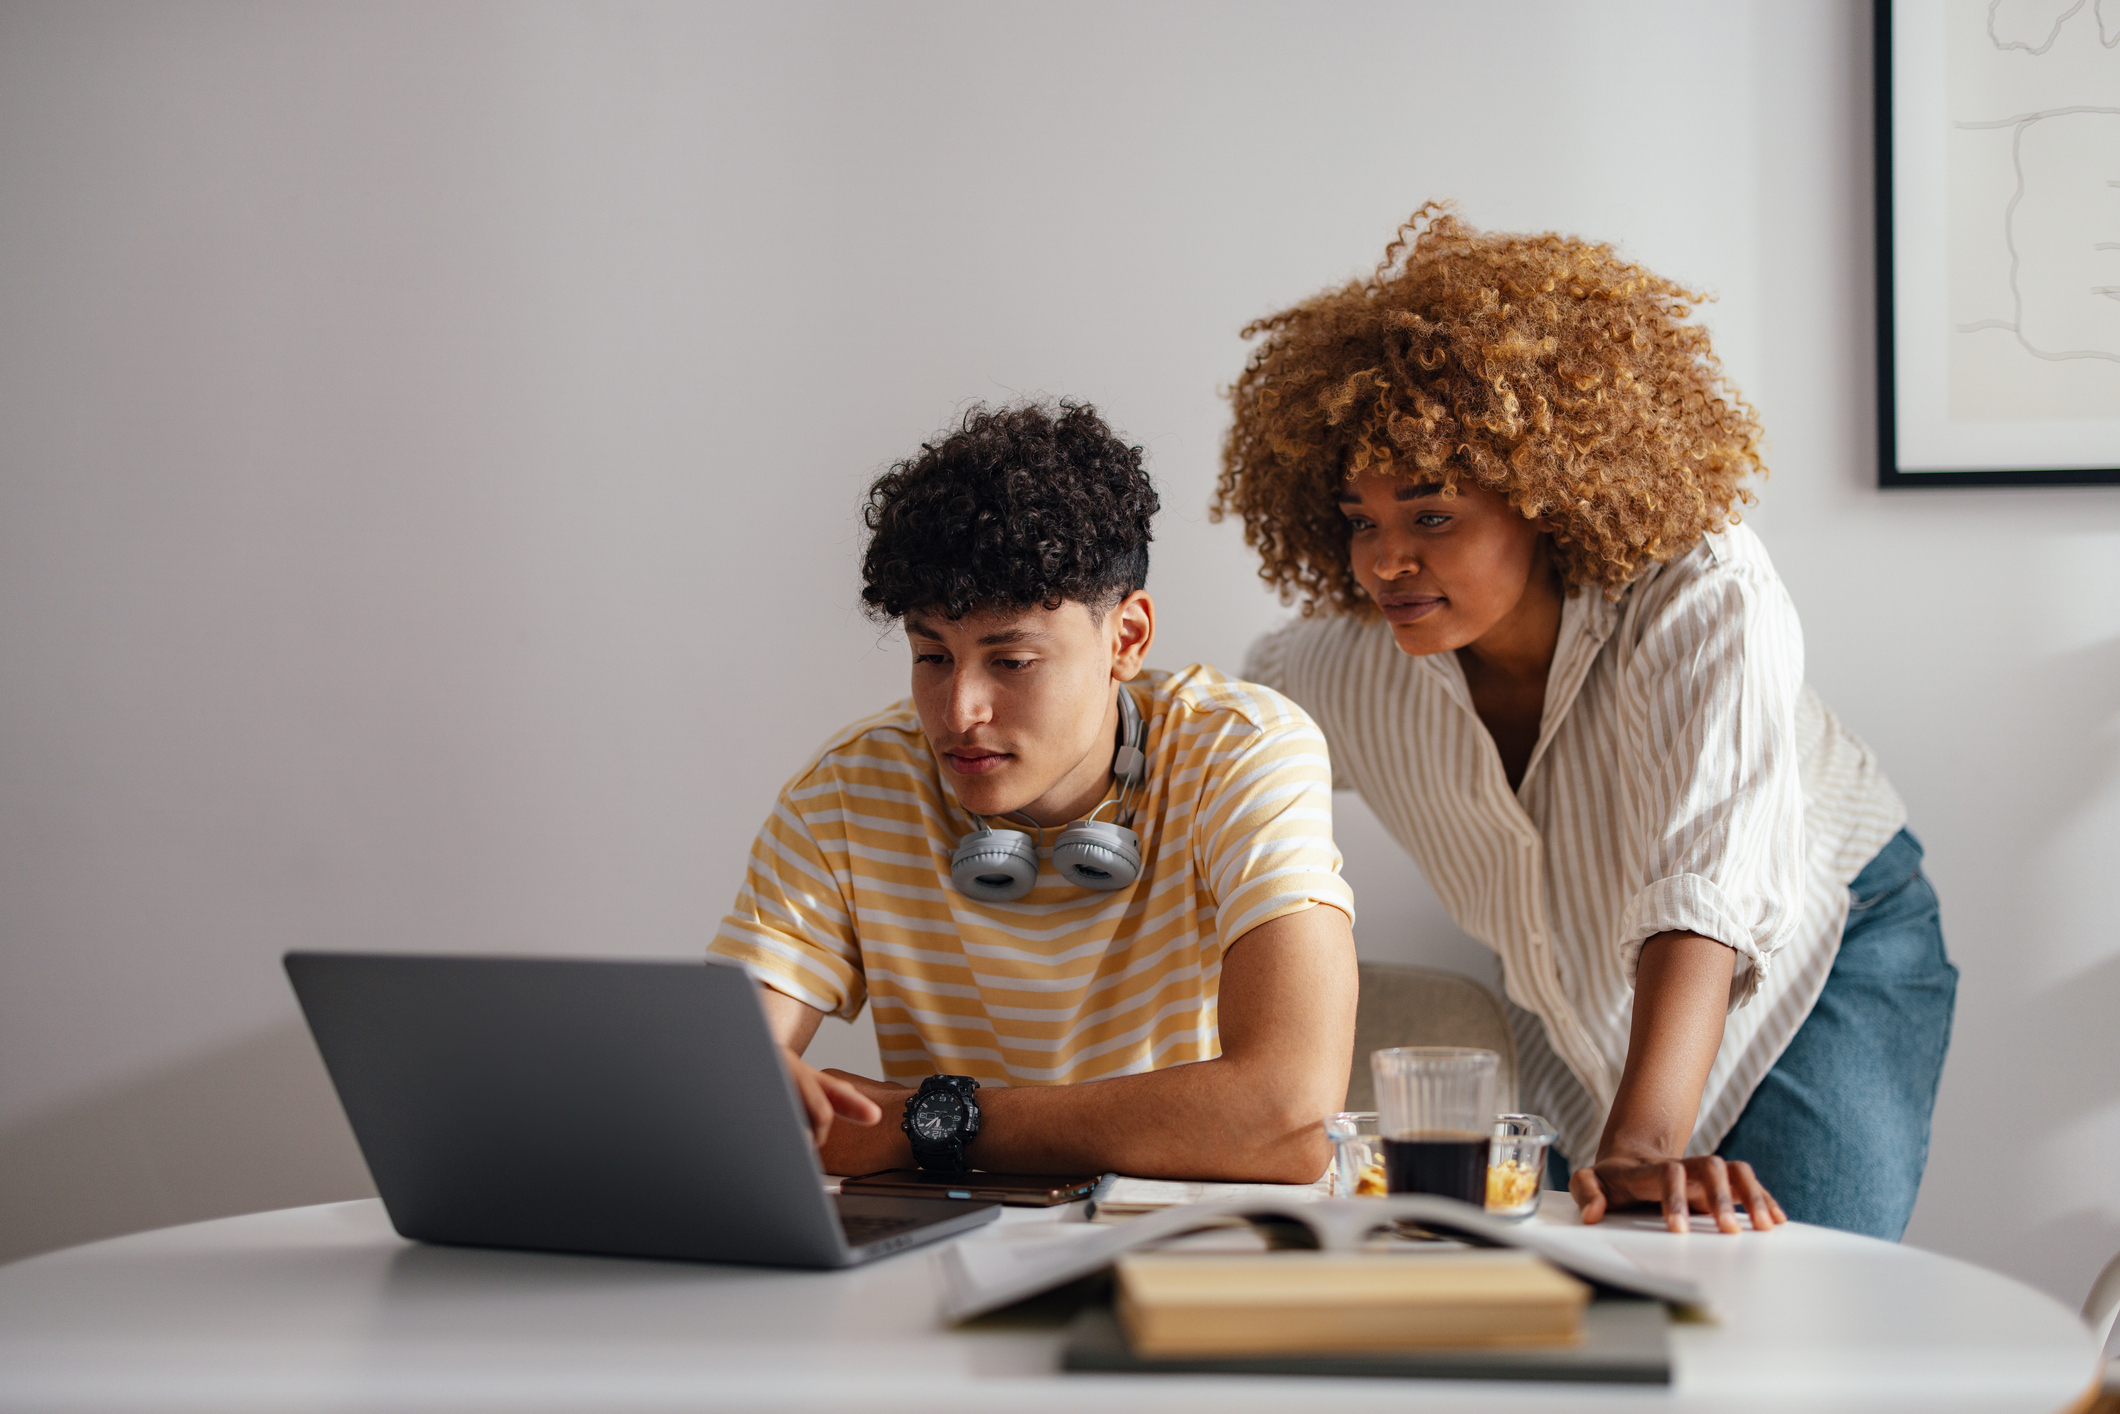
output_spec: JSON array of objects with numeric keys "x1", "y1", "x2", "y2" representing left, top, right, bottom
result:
[{"x1": 902, "y1": 1075, "x2": 981, "y2": 1171}]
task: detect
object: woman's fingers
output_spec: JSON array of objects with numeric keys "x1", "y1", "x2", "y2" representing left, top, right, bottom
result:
[
  {"x1": 1728, "y1": 1160, "x2": 1783, "y2": 1230},
  {"x1": 1584, "y1": 1154, "x2": 1784, "y2": 1233},
  {"x1": 1700, "y1": 1155, "x2": 1740, "y2": 1233},
  {"x1": 1661, "y1": 1160, "x2": 1689, "y2": 1233}
]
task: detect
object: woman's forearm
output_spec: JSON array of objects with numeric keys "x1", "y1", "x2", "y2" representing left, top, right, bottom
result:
[{"x1": 1597, "y1": 931, "x2": 1736, "y2": 1162}]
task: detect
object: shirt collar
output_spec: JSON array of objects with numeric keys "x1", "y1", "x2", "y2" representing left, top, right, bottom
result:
[
  {"x1": 1408, "y1": 582, "x2": 1625, "y2": 790},
  {"x1": 1540, "y1": 585, "x2": 1623, "y2": 737}
]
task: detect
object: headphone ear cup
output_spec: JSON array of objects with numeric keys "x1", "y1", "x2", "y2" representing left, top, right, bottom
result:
[
  {"x1": 949, "y1": 827, "x2": 1040, "y2": 901},
  {"x1": 1051, "y1": 821, "x2": 1142, "y2": 891}
]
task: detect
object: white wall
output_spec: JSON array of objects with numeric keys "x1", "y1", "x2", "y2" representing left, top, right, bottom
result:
[{"x1": 3, "y1": 0, "x2": 2115, "y2": 1313}]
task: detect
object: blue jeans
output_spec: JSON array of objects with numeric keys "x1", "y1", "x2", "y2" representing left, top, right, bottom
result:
[
  {"x1": 1548, "y1": 830, "x2": 1957, "y2": 1240},
  {"x1": 1714, "y1": 828, "x2": 1956, "y2": 1240}
]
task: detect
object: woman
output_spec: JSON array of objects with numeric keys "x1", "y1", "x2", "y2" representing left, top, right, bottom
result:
[{"x1": 1217, "y1": 205, "x2": 1955, "y2": 1239}]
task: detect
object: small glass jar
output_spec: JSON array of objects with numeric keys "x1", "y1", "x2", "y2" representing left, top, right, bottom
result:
[
  {"x1": 1331, "y1": 1109, "x2": 1558, "y2": 1215},
  {"x1": 1485, "y1": 1114, "x2": 1558, "y2": 1221},
  {"x1": 1324, "y1": 1111, "x2": 1384, "y2": 1197}
]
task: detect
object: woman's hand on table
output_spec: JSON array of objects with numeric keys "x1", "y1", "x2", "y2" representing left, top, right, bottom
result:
[
  {"x1": 1571, "y1": 1153, "x2": 1787, "y2": 1233},
  {"x1": 1581, "y1": 932, "x2": 1785, "y2": 1233}
]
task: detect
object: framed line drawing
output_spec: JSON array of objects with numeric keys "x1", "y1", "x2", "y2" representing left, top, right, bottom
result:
[{"x1": 1874, "y1": 0, "x2": 2120, "y2": 487}]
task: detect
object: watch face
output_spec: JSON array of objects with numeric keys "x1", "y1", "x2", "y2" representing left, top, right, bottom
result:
[{"x1": 911, "y1": 1092, "x2": 959, "y2": 1142}]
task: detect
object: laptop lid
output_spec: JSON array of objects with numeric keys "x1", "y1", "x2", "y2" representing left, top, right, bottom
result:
[{"x1": 286, "y1": 952, "x2": 888, "y2": 1267}]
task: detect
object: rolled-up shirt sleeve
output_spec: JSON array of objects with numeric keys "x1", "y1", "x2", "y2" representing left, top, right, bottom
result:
[
  {"x1": 1614, "y1": 557, "x2": 1808, "y2": 1011},
  {"x1": 1190, "y1": 697, "x2": 1356, "y2": 948},
  {"x1": 710, "y1": 789, "x2": 867, "y2": 1021}
]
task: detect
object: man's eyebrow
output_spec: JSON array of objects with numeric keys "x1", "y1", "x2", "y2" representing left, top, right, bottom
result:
[
  {"x1": 1336, "y1": 481, "x2": 1446, "y2": 503},
  {"x1": 902, "y1": 618, "x2": 1049, "y2": 648}
]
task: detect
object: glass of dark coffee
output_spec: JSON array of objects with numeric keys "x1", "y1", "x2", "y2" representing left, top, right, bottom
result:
[{"x1": 1369, "y1": 1047, "x2": 1500, "y2": 1206}]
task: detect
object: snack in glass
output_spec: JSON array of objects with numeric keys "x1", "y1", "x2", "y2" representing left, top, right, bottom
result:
[
  {"x1": 1485, "y1": 1113, "x2": 1558, "y2": 1221},
  {"x1": 1325, "y1": 1111, "x2": 1385, "y2": 1197}
]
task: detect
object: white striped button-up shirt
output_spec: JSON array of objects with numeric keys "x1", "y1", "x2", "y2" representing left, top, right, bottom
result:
[{"x1": 1246, "y1": 524, "x2": 1905, "y2": 1163}]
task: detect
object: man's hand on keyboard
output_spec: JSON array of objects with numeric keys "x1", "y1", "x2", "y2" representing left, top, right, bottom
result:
[{"x1": 781, "y1": 1046, "x2": 883, "y2": 1151}]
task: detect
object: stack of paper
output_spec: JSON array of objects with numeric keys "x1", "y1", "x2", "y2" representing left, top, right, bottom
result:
[{"x1": 1088, "y1": 1176, "x2": 1328, "y2": 1220}]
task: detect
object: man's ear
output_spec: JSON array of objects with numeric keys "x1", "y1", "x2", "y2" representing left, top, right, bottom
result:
[{"x1": 1109, "y1": 591, "x2": 1154, "y2": 681}]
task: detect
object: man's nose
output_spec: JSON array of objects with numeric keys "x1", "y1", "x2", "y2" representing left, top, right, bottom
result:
[{"x1": 943, "y1": 670, "x2": 992, "y2": 732}]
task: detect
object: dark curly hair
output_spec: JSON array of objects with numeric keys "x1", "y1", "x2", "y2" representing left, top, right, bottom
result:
[
  {"x1": 1212, "y1": 203, "x2": 1766, "y2": 609},
  {"x1": 860, "y1": 401, "x2": 1160, "y2": 621}
]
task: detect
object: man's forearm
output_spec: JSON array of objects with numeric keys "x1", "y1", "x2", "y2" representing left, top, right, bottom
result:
[
  {"x1": 1596, "y1": 930, "x2": 1735, "y2": 1162},
  {"x1": 978, "y1": 1053, "x2": 1336, "y2": 1180},
  {"x1": 821, "y1": 1060, "x2": 1337, "y2": 1181}
]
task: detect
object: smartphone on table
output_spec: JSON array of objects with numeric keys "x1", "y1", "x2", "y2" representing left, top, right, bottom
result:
[{"x1": 838, "y1": 1170, "x2": 1106, "y2": 1207}]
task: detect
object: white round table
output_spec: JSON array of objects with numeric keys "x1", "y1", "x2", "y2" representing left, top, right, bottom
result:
[{"x1": 0, "y1": 1196, "x2": 2101, "y2": 1413}]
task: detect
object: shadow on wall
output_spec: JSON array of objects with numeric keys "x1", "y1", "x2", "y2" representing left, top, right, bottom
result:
[
  {"x1": 1978, "y1": 949, "x2": 2120, "y2": 1300},
  {"x1": 0, "y1": 1022, "x2": 373, "y2": 1265},
  {"x1": 2037, "y1": 633, "x2": 2120, "y2": 835},
  {"x1": 1904, "y1": 628, "x2": 2120, "y2": 1302},
  {"x1": 2020, "y1": 1203, "x2": 2120, "y2": 1363}
]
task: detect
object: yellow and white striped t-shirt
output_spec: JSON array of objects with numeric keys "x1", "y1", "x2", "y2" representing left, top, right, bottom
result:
[{"x1": 710, "y1": 664, "x2": 1353, "y2": 1087}]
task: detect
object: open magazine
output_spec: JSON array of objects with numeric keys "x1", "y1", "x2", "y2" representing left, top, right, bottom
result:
[{"x1": 938, "y1": 1193, "x2": 1709, "y2": 1324}]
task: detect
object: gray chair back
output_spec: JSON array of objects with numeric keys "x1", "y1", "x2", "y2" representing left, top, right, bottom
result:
[{"x1": 1346, "y1": 961, "x2": 1518, "y2": 1113}]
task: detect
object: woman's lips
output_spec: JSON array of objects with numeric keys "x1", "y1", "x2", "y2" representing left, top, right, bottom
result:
[
  {"x1": 945, "y1": 750, "x2": 1010, "y2": 776},
  {"x1": 1377, "y1": 595, "x2": 1444, "y2": 624}
]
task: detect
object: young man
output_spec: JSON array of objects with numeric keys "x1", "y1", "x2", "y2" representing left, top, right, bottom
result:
[{"x1": 711, "y1": 402, "x2": 1357, "y2": 1182}]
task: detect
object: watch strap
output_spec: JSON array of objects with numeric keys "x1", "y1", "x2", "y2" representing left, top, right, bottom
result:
[{"x1": 913, "y1": 1134, "x2": 966, "y2": 1170}]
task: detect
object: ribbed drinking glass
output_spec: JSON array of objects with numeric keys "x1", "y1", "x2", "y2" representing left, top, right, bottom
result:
[{"x1": 1368, "y1": 1047, "x2": 1499, "y2": 1205}]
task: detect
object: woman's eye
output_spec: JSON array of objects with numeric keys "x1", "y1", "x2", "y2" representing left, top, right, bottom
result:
[
  {"x1": 913, "y1": 653, "x2": 947, "y2": 665},
  {"x1": 1414, "y1": 513, "x2": 1450, "y2": 529},
  {"x1": 1344, "y1": 516, "x2": 1375, "y2": 533}
]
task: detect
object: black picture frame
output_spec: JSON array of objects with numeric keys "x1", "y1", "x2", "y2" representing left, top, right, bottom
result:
[{"x1": 1872, "y1": 0, "x2": 2120, "y2": 489}]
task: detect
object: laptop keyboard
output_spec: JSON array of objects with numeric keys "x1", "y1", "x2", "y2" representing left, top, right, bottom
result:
[{"x1": 839, "y1": 1213, "x2": 923, "y2": 1244}]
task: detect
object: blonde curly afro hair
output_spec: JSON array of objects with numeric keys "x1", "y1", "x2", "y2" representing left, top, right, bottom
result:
[{"x1": 1212, "y1": 203, "x2": 1766, "y2": 610}]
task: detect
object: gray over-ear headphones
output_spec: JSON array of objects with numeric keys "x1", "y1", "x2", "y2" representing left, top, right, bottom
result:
[{"x1": 948, "y1": 687, "x2": 1148, "y2": 903}]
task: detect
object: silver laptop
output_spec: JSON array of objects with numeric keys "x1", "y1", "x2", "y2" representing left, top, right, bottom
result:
[{"x1": 284, "y1": 952, "x2": 999, "y2": 1267}]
